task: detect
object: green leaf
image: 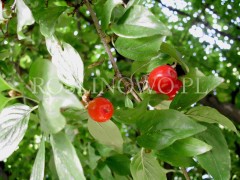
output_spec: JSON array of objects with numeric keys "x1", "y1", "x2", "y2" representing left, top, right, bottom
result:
[
  {"x1": 0, "y1": 94, "x2": 10, "y2": 110},
  {"x1": 126, "y1": 0, "x2": 144, "y2": 8},
  {"x1": 0, "y1": 49, "x2": 10, "y2": 60},
  {"x1": 30, "y1": 59, "x2": 83, "y2": 134},
  {"x1": 131, "y1": 54, "x2": 172, "y2": 74},
  {"x1": 46, "y1": 36, "x2": 84, "y2": 89},
  {"x1": 112, "y1": 5, "x2": 171, "y2": 38},
  {"x1": 100, "y1": 0, "x2": 122, "y2": 30},
  {"x1": 196, "y1": 124, "x2": 230, "y2": 180},
  {"x1": 87, "y1": 144, "x2": 101, "y2": 170},
  {"x1": 184, "y1": 67, "x2": 205, "y2": 78},
  {"x1": 125, "y1": 96, "x2": 133, "y2": 108},
  {"x1": 157, "y1": 151, "x2": 195, "y2": 167},
  {"x1": 130, "y1": 149, "x2": 167, "y2": 180},
  {"x1": 16, "y1": 0, "x2": 35, "y2": 40},
  {"x1": 160, "y1": 42, "x2": 189, "y2": 73},
  {"x1": 62, "y1": 109, "x2": 88, "y2": 122},
  {"x1": 114, "y1": 108, "x2": 142, "y2": 124},
  {"x1": 30, "y1": 138, "x2": 45, "y2": 180},
  {"x1": 50, "y1": 132, "x2": 86, "y2": 180},
  {"x1": 106, "y1": 154, "x2": 131, "y2": 175},
  {"x1": 29, "y1": 59, "x2": 60, "y2": 99},
  {"x1": 0, "y1": 104, "x2": 31, "y2": 161},
  {"x1": 115, "y1": 35, "x2": 164, "y2": 61},
  {"x1": 36, "y1": 7, "x2": 66, "y2": 37},
  {"x1": 98, "y1": 164, "x2": 114, "y2": 180},
  {"x1": 39, "y1": 90, "x2": 83, "y2": 134},
  {"x1": 114, "y1": 173, "x2": 129, "y2": 180},
  {"x1": 114, "y1": 100, "x2": 148, "y2": 124},
  {"x1": 136, "y1": 110, "x2": 206, "y2": 150},
  {"x1": 0, "y1": 76, "x2": 12, "y2": 92},
  {"x1": 170, "y1": 76, "x2": 224, "y2": 110},
  {"x1": 160, "y1": 137, "x2": 212, "y2": 157},
  {"x1": 87, "y1": 118, "x2": 123, "y2": 152},
  {"x1": 186, "y1": 106, "x2": 238, "y2": 133},
  {"x1": 48, "y1": 154, "x2": 58, "y2": 180}
]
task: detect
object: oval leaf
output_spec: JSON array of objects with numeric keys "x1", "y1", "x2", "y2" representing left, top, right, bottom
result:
[
  {"x1": 99, "y1": 0, "x2": 122, "y2": 30},
  {"x1": 37, "y1": 7, "x2": 66, "y2": 37},
  {"x1": 160, "y1": 42, "x2": 189, "y2": 73},
  {"x1": 16, "y1": 0, "x2": 35, "y2": 40},
  {"x1": 196, "y1": 124, "x2": 231, "y2": 180},
  {"x1": 136, "y1": 110, "x2": 207, "y2": 150},
  {"x1": 115, "y1": 35, "x2": 164, "y2": 61},
  {"x1": 50, "y1": 132, "x2": 86, "y2": 180},
  {"x1": 112, "y1": 5, "x2": 171, "y2": 38},
  {"x1": 0, "y1": 76, "x2": 13, "y2": 92},
  {"x1": 39, "y1": 90, "x2": 83, "y2": 134},
  {"x1": 186, "y1": 106, "x2": 238, "y2": 133},
  {"x1": 159, "y1": 137, "x2": 212, "y2": 161},
  {"x1": 46, "y1": 36, "x2": 84, "y2": 89},
  {"x1": 30, "y1": 138, "x2": 45, "y2": 180},
  {"x1": 0, "y1": 94, "x2": 11, "y2": 111},
  {"x1": 157, "y1": 152, "x2": 195, "y2": 167},
  {"x1": 170, "y1": 76, "x2": 224, "y2": 110},
  {"x1": 29, "y1": 58, "x2": 60, "y2": 99},
  {"x1": 106, "y1": 154, "x2": 131, "y2": 175},
  {"x1": 130, "y1": 149, "x2": 167, "y2": 180},
  {"x1": 88, "y1": 118, "x2": 123, "y2": 152},
  {"x1": 125, "y1": 96, "x2": 134, "y2": 108},
  {"x1": 0, "y1": 104, "x2": 31, "y2": 161}
]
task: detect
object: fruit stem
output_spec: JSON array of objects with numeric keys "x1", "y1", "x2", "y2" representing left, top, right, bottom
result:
[{"x1": 84, "y1": 0, "x2": 142, "y2": 102}]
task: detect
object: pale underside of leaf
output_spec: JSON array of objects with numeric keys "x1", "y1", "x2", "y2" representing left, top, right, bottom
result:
[
  {"x1": 0, "y1": 104, "x2": 31, "y2": 161},
  {"x1": 30, "y1": 138, "x2": 45, "y2": 180},
  {"x1": 130, "y1": 150, "x2": 166, "y2": 180},
  {"x1": 50, "y1": 132, "x2": 85, "y2": 180},
  {"x1": 46, "y1": 36, "x2": 84, "y2": 89},
  {"x1": 39, "y1": 89, "x2": 83, "y2": 134},
  {"x1": 16, "y1": 0, "x2": 35, "y2": 40},
  {"x1": 87, "y1": 118, "x2": 123, "y2": 152}
]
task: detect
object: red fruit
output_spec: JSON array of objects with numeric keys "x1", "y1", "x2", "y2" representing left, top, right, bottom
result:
[
  {"x1": 167, "y1": 79, "x2": 183, "y2": 100},
  {"x1": 148, "y1": 65, "x2": 177, "y2": 93},
  {"x1": 87, "y1": 97, "x2": 114, "y2": 122}
]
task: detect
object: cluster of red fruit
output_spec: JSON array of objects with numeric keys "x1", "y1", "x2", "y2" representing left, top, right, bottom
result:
[
  {"x1": 87, "y1": 65, "x2": 182, "y2": 122},
  {"x1": 148, "y1": 65, "x2": 183, "y2": 100}
]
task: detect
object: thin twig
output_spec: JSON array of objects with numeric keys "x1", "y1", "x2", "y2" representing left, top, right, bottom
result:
[
  {"x1": 0, "y1": 26, "x2": 5, "y2": 35},
  {"x1": 84, "y1": 0, "x2": 142, "y2": 102},
  {"x1": 11, "y1": 0, "x2": 17, "y2": 11},
  {"x1": 181, "y1": 167, "x2": 191, "y2": 180},
  {"x1": 85, "y1": 0, "x2": 121, "y2": 78}
]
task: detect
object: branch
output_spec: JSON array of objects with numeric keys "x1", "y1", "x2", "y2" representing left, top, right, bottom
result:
[
  {"x1": 84, "y1": 0, "x2": 142, "y2": 102},
  {"x1": 200, "y1": 95, "x2": 240, "y2": 124},
  {"x1": 157, "y1": 0, "x2": 240, "y2": 41},
  {"x1": 181, "y1": 167, "x2": 191, "y2": 180}
]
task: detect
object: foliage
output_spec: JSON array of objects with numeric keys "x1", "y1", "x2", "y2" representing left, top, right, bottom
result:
[{"x1": 0, "y1": 0, "x2": 239, "y2": 179}]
